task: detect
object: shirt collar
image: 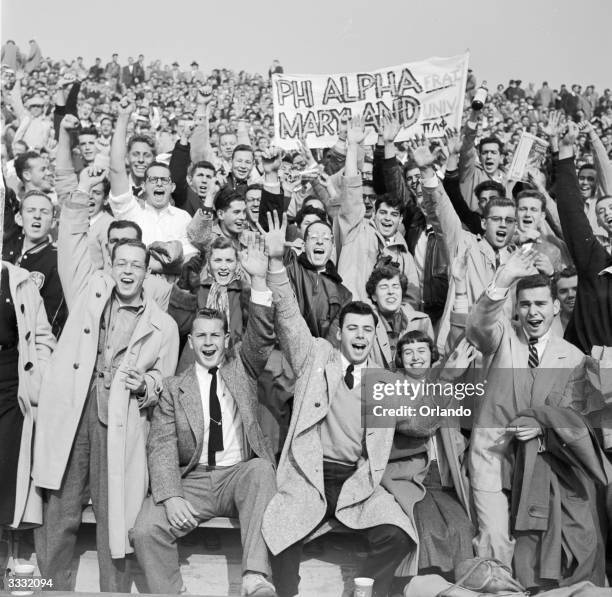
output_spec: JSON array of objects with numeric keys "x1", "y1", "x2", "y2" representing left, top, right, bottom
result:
[
  {"x1": 144, "y1": 202, "x2": 174, "y2": 216},
  {"x1": 340, "y1": 352, "x2": 367, "y2": 374},
  {"x1": 112, "y1": 290, "x2": 145, "y2": 312},
  {"x1": 522, "y1": 326, "x2": 551, "y2": 347}
]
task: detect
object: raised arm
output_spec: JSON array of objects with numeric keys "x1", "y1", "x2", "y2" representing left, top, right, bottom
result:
[
  {"x1": 190, "y1": 85, "x2": 215, "y2": 163},
  {"x1": 169, "y1": 139, "x2": 191, "y2": 210},
  {"x1": 582, "y1": 121, "x2": 612, "y2": 197},
  {"x1": 54, "y1": 114, "x2": 79, "y2": 204},
  {"x1": 466, "y1": 249, "x2": 538, "y2": 354},
  {"x1": 237, "y1": 234, "x2": 277, "y2": 378},
  {"x1": 554, "y1": 120, "x2": 608, "y2": 275},
  {"x1": 458, "y1": 109, "x2": 480, "y2": 208},
  {"x1": 413, "y1": 139, "x2": 463, "y2": 263},
  {"x1": 109, "y1": 98, "x2": 134, "y2": 198},
  {"x1": 336, "y1": 115, "x2": 366, "y2": 239},
  {"x1": 260, "y1": 212, "x2": 316, "y2": 376},
  {"x1": 58, "y1": 168, "x2": 108, "y2": 309}
]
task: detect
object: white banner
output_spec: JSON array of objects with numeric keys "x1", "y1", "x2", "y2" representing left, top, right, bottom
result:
[{"x1": 272, "y1": 53, "x2": 470, "y2": 150}]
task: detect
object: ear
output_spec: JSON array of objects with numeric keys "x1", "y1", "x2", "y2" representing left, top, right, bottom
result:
[
  {"x1": 552, "y1": 298, "x2": 560, "y2": 317},
  {"x1": 224, "y1": 333, "x2": 230, "y2": 351},
  {"x1": 481, "y1": 216, "x2": 487, "y2": 230},
  {"x1": 170, "y1": 182, "x2": 176, "y2": 194},
  {"x1": 187, "y1": 334, "x2": 194, "y2": 351},
  {"x1": 15, "y1": 212, "x2": 23, "y2": 227},
  {"x1": 336, "y1": 326, "x2": 342, "y2": 345}
]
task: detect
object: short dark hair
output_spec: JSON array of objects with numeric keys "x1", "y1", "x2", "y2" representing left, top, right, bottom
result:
[
  {"x1": 14, "y1": 151, "x2": 41, "y2": 182},
  {"x1": 516, "y1": 189, "x2": 546, "y2": 210},
  {"x1": 246, "y1": 183, "x2": 263, "y2": 193},
  {"x1": 365, "y1": 265, "x2": 407, "y2": 300},
  {"x1": 578, "y1": 163, "x2": 596, "y2": 175},
  {"x1": 516, "y1": 274, "x2": 556, "y2": 301},
  {"x1": 295, "y1": 205, "x2": 328, "y2": 228},
  {"x1": 394, "y1": 330, "x2": 438, "y2": 369},
  {"x1": 478, "y1": 136, "x2": 504, "y2": 154},
  {"x1": 374, "y1": 193, "x2": 403, "y2": 214},
  {"x1": 111, "y1": 238, "x2": 150, "y2": 267},
  {"x1": 482, "y1": 197, "x2": 516, "y2": 218},
  {"x1": 78, "y1": 126, "x2": 98, "y2": 139},
  {"x1": 304, "y1": 219, "x2": 333, "y2": 241},
  {"x1": 232, "y1": 144, "x2": 254, "y2": 158},
  {"x1": 192, "y1": 307, "x2": 228, "y2": 334},
  {"x1": 127, "y1": 134, "x2": 155, "y2": 153},
  {"x1": 474, "y1": 180, "x2": 506, "y2": 200},
  {"x1": 144, "y1": 161, "x2": 171, "y2": 179},
  {"x1": 189, "y1": 160, "x2": 215, "y2": 177},
  {"x1": 20, "y1": 190, "x2": 53, "y2": 212},
  {"x1": 214, "y1": 187, "x2": 246, "y2": 212},
  {"x1": 554, "y1": 266, "x2": 577, "y2": 282},
  {"x1": 108, "y1": 219, "x2": 143, "y2": 241},
  {"x1": 596, "y1": 194, "x2": 612, "y2": 206},
  {"x1": 338, "y1": 301, "x2": 378, "y2": 329}
]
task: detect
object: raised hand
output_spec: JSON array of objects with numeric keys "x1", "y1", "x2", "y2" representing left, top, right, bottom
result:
[
  {"x1": 444, "y1": 338, "x2": 478, "y2": 373},
  {"x1": 346, "y1": 114, "x2": 367, "y2": 145},
  {"x1": 118, "y1": 98, "x2": 135, "y2": 118},
  {"x1": 560, "y1": 121, "x2": 579, "y2": 147},
  {"x1": 540, "y1": 110, "x2": 563, "y2": 138},
  {"x1": 257, "y1": 211, "x2": 287, "y2": 260},
  {"x1": 239, "y1": 233, "x2": 268, "y2": 279},
  {"x1": 409, "y1": 136, "x2": 436, "y2": 169},
  {"x1": 451, "y1": 240, "x2": 470, "y2": 283},
  {"x1": 444, "y1": 127, "x2": 461, "y2": 156},
  {"x1": 261, "y1": 147, "x2": 283, "y2": 174},
  {"x1": 197, "y1": 84, "x2": 213, "y2": 106},
  {"x1": 78, "y1": 166, "x2": 109, "y2": 191},
  {"x1": 60, "y1": 114, "x2": 80, "y2": 132},
  {"x1": 381, "y1": 116, "x2": 401, "y2": 144},
  {"x1": 496, "y1": 247, "x2": 538, "y2": 287},
  {"x1": 526, "y1": 168, "x2": 547, "y2": 191}
]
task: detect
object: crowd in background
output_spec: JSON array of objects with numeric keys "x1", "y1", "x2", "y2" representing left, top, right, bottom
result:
[{"x1": 2, "y1": 39, "x2": 612, "y2": 597}]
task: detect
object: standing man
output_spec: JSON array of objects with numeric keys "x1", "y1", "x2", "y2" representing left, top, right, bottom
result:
[
  {"x1": 33, "y1": 167, "x2": 179, "y2": 591},
  {"x1": 466, "y1": 250, "x2": 585, "y2": 569},
  {"x1": 132, "y1": 235, "x2": 278, "y2": 596},
  {"x1": 261, "y1": 212, "x2": 416, "y2": 597}
]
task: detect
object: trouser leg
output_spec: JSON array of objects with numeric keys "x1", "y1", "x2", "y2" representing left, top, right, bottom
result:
[
  {"x1": 216, "y1": 458, "x2": 276, "y2": 576},
  {"x1": 34, "y1": 395, "x2": 91, "y2": 591},
  {"x1": 472, "y1": 488, "x2": 515, "y2": 567},
  {"x1": 132, "y1": 466, "x2": 219, "y2": 594},
  {"x1": 88, "y1": 397, "x2": 132, "y2": 592}
]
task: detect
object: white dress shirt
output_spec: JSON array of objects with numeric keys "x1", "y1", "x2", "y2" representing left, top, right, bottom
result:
[{"x1": 108, "y1": 190, "x2": 197, "y2": 260}]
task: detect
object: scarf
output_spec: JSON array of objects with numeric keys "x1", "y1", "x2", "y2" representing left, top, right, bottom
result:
[{"x1": 205, "y1": 270, "x2": 242, "y2": 328}]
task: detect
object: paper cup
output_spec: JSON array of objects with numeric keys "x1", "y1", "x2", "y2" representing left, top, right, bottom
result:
[
  {"x1": 11, "y1": 564, "x2": 35, "y2": 596},
  {"x1": 354, "y1": 576, "x2": 374, "y2": 597}
]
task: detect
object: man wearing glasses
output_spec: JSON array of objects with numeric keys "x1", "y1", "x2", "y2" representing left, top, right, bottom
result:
[
  {"x1": 33, "y1": 167, "x2": 179, "y2": 591},
  {"x1": 108, "y1": 99, "x2": 197, "y2": 264}
]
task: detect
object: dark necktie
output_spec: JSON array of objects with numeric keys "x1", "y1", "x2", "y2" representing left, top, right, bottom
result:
[
  {"x1": 494, "y1": 250, "x2": 501, "y2": 269},
  {"x1": 528, "y1": 337, "x2": 539, "y2": 368},
  {"x1": 207, "y1": 367, "x2": 223, "y2": 465},
  {"x1": 344, "y1": 364, "x2": 355, "y2": 390}
]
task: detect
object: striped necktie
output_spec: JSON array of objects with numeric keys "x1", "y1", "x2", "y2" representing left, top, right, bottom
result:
[{"x1": 528, "y1": 337, "x2": 539, "y2": 368}]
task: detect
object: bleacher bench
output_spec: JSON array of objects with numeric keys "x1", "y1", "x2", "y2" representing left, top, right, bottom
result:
[{"x1": 81, "y1": 505, "x2": 352, "y2": 539}]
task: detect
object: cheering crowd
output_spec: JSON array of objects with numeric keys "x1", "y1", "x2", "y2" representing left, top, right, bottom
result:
[{"x1": 2, "y1": 42, "x2": 612, "y2": 597}]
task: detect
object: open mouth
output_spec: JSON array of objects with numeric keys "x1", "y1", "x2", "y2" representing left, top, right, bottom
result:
[
  {"x1": 312, "y1": 248, "x2": 325, "y2": 256},
  {"x1": 120, "y1": 276, "x2": 134, "y2": 286},
  {"x1": 201, "y1": 348, "x2": 216, "y2": 358},
  {"x1": 134, "y1": 165, "x2": 146, "y2": 174},
  {"x1": 153, "y1": 189, "x2": 166, "y2": 199},
  {"x1": 31, "y1": 222, "x2": 41, "y2": 230},
  {"x1": 606, "y1": 216, "x2": 612, "y2": 227},
  {"x1": 526, "y1": 318, "x2": 543, "y2": 331},
  {"x1": 495, "y1": 230, "x2": 507, "y2": 243},
  {"x1": 351, "y1": 342, "x2": 367, "y2": 354}
]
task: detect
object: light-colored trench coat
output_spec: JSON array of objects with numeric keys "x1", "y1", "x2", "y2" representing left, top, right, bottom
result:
[
  {"x1": 32, "y1": 191, "x2": 179, "y2": 558},
  {"x1": 3, "y1": 262, "x2": 56, "y2": 528}
]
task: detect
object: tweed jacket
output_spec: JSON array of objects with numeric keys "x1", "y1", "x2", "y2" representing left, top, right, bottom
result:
[
  {"x1": 261, "y1": 268, "x2": 418, "y2": 555},
  {"x1": 148, "y1": 297, "x2": 277, "y2": 504},
  {"x1": 466, "y1": 290, "x2": 585, "y2": 492},
  {"x1": 32, "y1": 191, "x2": 179, "y2": 558}
]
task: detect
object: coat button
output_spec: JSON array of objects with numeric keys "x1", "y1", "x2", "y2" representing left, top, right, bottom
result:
[
  {"x1": 314, "y1": 402, "x2": 321, "y2": 407},
  {"x1": 84, "y1": 328, "x2": 90, "y2": 334},
  {"x1": 98, "y1": 372, "x2": 104, "y2": 378},
  {"x1": 24, "y1": 362, "x2": 33, "y2": 371},
  {"x1": 96, "y1": 292, "x2": 102, "y2": 298},
  {"x1": 73, "y1": 363, "x2": 80, "y2": 369},
  {"x1": 25, "y1": 331, "x2": 31, "y2": 341},
  {"x1": 20, "y1": 304, "x2": 25, "y2": 313}
]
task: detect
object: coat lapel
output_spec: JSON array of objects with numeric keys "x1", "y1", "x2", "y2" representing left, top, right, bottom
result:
[
  {"x1": 531, "y1": 338, "x2": 569, "y2": 405},
  {"x1": 178, "y1": 368, "x2": 205, "y2": 463}
]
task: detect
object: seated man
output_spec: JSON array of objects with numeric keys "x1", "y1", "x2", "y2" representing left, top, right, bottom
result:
[
  {"x1": 261, "y1": 212, "x2": 416, "y2": 597},
  {"x1": 366, "y1": 265, "x2": 432, "y2": 368},
  {"x1": 132, "y1": 235, "x2": 278, "y2": 597}
]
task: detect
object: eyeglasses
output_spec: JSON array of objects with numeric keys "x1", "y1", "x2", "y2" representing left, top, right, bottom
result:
[
  {"x1": 146, "y1": 176, "x2": 172, "y2": 185},
  {"x1": 486, "y1": 216, "x2": 517, "y2": 225}
]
